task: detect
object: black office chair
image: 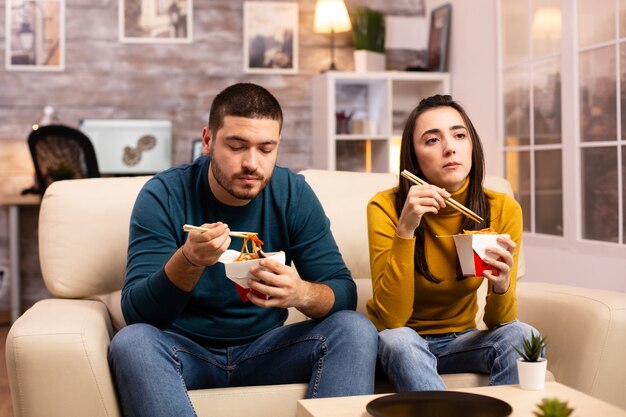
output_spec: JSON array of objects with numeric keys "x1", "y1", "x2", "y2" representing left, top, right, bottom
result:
[{"x1": 27, "y1": 124, "x2": 100, "y2": 195}]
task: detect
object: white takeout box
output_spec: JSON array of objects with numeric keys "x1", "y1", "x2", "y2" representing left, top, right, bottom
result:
[
  {"x1": 218, "y1": 249, "x2": 286, "y2": 301},
  {"x1": 452, "y1": 233, "x2": 509, "y2": 276}
]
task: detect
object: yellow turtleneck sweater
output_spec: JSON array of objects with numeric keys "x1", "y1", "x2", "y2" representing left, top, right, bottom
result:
[{"x1": 366, "y1": 177, "x2": 523, "y2": 334}]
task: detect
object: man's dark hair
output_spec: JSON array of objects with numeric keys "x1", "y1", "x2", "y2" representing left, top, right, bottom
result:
[{"x1": 208, "y1": 83, "x2": 283, "y2": 134}]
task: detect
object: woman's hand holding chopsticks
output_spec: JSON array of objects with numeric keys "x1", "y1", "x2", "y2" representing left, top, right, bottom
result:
[
  {"x1": 396, "y1": 183, "x2": 451, "y2": 238},
  {"x1": 401, "y1": 170, "x2": 484, "y2": 223}
]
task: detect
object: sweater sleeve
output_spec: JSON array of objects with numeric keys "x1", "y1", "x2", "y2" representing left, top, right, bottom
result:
[
  {"x1": 482, "y1": 194, "x2": 523, "y2": 329},
  {"x1": 121, "y1": 178, "x2": 193, "y2": 328},
  {"x1": 288, "y1": 178, "x2": 357, "y2": 315},
  {"x1": 366, "y1": 191, "x2": 416, "y2": 329}
]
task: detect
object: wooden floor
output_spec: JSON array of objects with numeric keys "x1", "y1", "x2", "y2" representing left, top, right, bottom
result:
[{"x1": 1, "y1": 324, "x2": 14, "y2": 417}]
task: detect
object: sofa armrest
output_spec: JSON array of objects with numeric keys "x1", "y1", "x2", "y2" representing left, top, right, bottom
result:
[
  {"x1": 517, "y1": 281, "x2": 626, "y2": 409},
  {"x1": 6, "y1": 299, "x2": 121, "y2": 417}
]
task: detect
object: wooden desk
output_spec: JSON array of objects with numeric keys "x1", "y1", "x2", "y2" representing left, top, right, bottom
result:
[
  {"x1": 297, "y1": 382, "x2": 626, "y2": 417},
  {"x1": 0, "y1": 194, "x2": 40, "y2": 322}
]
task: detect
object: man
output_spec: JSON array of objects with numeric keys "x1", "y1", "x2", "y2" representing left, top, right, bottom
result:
[{"x1": 108, "y1": 83, "x2": 377, "y2": 417}]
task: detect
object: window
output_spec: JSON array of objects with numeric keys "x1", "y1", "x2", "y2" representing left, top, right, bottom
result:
[
  {"x1": 578, "y1": 0, "x2": 625, "y2": 243},
  {"x1": 500, "y1": 0, "x2": 626, "y2": 247},
  {"x1": 501, "y1": 0, "x2": 563, "y2": 236}
]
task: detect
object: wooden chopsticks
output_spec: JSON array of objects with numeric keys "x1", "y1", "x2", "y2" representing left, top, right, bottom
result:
[
  {"x1": 400, "y1": 170, "x2": 484, "y2": 224},
  {"x1": 182, "y1": 224, "x2": 257, "y2": 239}
]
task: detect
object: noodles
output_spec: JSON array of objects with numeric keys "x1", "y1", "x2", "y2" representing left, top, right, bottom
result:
[
  {"x1": 461, "y1": 227, "x2": 497, "y2": 235},
  {"x1": 234, "y1": 234, "x2": 265, "y2": 262}
]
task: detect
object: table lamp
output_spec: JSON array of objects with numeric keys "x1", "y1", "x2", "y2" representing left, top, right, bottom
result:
[{"x1": 313, "y1": 0, "x2": 352, "y2": 71}]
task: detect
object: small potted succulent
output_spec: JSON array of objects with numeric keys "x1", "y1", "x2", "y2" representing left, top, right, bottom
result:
[
  {"x1": 351, "y1": 7, "x2": 385, "y2": 72},
  {"x1": 514, "y1": 330, "x2": 548, "y2": 390},
  {"x1": 533, "y1": 397, "x2": 574, "y2": 417}
]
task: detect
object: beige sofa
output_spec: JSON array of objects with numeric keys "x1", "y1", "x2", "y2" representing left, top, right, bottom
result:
[{"x1": 6, "y1": 169, "x2": 626, "y2": 417}]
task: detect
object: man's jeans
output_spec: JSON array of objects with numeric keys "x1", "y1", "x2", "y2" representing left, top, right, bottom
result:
[
  {"x1": 378, "y1": 321, "x2": 538, "y2": 392},
  {"x1": 108, "y1": 310, "x2": 377, "y2": 417}
]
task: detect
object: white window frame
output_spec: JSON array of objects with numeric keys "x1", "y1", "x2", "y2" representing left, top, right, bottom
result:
[{"x1": 498, "y1": 0, "x2": 626, "y2": 260}]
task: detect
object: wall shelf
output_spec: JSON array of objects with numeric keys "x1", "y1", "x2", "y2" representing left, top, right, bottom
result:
[{"x1": 312, "y1": 71, "x2": 451, "y2": 173}]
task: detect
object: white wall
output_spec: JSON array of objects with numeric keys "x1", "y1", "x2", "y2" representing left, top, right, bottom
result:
[
  {"x1": 427, "y1": 0, "x2": 501, "y2": 177},
  {"x1": 427, "y1": 0, "x2": 626, "y2": 293}
]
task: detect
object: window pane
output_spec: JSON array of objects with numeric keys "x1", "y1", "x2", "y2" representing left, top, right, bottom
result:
[
  {"x1": 534, "y1": 58, "x2": 562, "y2": 145},
  {"x1": 505, "y1": 150, "x2": 531, "y2": 232},
  {"x1": 532, "y1": 2, "x2": 561, "y2": 57},
  {"x1": 504, "y1": 66, "x2": 530, "y2": 146},
  {"x1": 621, "y1": 44, "x2": 626, "y2": 142},
  {"x1": 535, "y1": 150, "x2": 563, "y2": 235},
  {"x1": 502, "y1": 0, "x2": 529, "y2": 65},
  {"x1": 621, "y1": 0, "x2": 626, "y2": 38},
  {"x1": 578, "y1": 0, "x2": 615, "y2": 47},
  {"x1": 579, "y1": 47, "x2": 617, "y2": 142},
  {"x1": 581, "y1": 147, "x2": 618, "y2": 242},
  {"x1": 623, "y1": 146, "x2": 626, "y2": 242},
  {"x1": 619, "y1": 0, "x2": 626, "y2": 38}
]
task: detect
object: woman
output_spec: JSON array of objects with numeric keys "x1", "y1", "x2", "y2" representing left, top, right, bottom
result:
[{"x1": 366, "y1": 94, "x2": 538, "y2": 391}]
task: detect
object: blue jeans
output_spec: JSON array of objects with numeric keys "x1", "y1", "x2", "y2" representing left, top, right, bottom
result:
[
  {"x1": 377, "y1": 321, "x2": 538, "y2": 392},
  {"x1": 108, "y1": 310, "x2": 377, "y2": 417}
]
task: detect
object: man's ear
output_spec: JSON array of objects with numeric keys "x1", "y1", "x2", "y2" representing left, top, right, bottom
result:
[{"x1": 201, "y1": 127, "x2": 212, "y2": 156}]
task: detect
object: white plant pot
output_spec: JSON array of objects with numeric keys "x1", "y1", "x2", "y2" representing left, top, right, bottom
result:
[
  {"x1": 517, "y1": 357, "x2": 548, "y2": 390},
  {"x1": 354, "y1": 50, "x2": 386, "y2": 72}
]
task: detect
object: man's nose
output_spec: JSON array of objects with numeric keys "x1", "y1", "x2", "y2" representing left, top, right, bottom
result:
[{"x1": 242, "y1": 149, "x2": 259, "y2": 171}]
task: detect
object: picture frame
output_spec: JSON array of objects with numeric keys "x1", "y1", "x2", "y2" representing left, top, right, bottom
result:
[
  {"x1": 243, "y1": 1, "x2": 298, "y2": 74},
  {"x1": 5, "y1": 0, "x2": 65, "y2": 71},
  {"x1": 119, "y1": 0, "x2": 192, "y2": 44},
  {"x1": 427, "y1": 3, "x2": 451, "y2": 72}
]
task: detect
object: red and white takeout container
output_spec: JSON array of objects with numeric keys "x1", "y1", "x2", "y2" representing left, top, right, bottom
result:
[
  {"x1": 218, "y1": 249, "x2": 286, "y2": 302},
  {"x1": 452, "y1": 233, "x2": 509, "y2": 277}
]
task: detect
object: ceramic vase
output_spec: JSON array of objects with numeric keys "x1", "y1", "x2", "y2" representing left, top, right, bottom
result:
[
  {"x1": 517, "y1": 357, "x2": 548, "y2": 390},
  {"x1": 354, "y1": 50, "x2": 385, "y2": 72}
]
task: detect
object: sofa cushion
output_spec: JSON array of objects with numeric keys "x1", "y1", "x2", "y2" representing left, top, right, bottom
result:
[
  {"x1": 299, "y1": 169, "x2": 397, "y2": 280},
  {"x1": 38, "y1": 176, "x2": 151, "y2": 298}
]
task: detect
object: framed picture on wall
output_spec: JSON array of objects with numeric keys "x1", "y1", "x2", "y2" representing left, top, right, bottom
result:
[
  {"x1": 119, "y1": 0, "x2": 192, "y2": 43},
  {"x1": 427, "y1": 3, "x2": 451, "y2": 72},
  {"x1": 243, "y1": 1, "x2": 298, "y2": 74},
  {"x1": 5, "y1": 0, "x2": 65, "y2": 71}
]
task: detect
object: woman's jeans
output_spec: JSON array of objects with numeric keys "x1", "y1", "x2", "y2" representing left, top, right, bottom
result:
[
  {"x1": 378, "y1": 321, "x2": 538, "y2": 392},
  {"x1": 108, "y1": 310, "x2": 377, "y2": 417}
]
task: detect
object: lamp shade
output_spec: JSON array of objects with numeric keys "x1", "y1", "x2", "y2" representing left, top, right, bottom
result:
[{"x1": 314, "y1": 0, "x2": 352, "y2": 34}]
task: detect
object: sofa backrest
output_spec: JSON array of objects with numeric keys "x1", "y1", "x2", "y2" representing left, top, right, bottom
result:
[
  {"x1": 37, "y1": 170, "x2": 522, "y2": 329},
  {"x1": 39, "y1": 175, "x2": 151, "y2": 299},
  {"x1": 300, "y1": 169, "x2": 525, "y2": 280}
]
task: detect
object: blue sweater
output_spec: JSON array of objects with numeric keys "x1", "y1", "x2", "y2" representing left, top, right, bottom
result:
[{"x1": 122, "y1": 156, "x2": 356, "y2": 346}]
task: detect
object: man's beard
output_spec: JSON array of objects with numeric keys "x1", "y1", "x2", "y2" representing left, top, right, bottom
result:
[{"x1": 210, "y1": 159, "x2": 272, "y2": 201}]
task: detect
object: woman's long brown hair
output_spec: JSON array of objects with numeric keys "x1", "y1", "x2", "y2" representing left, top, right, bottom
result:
[{"x1": 395, "y1": 95, "x2": 491, "y2": 283}]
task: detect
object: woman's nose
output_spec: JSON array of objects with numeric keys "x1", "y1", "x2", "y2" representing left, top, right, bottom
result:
[{"x1": 443, "y1": 138, "x2": 456, "y2": 156}]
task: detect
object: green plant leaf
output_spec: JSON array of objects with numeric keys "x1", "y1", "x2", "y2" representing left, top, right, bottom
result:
[
  {"x1": 350, "y1": 7, "x2": 385, "y2": 52},
  {"x1": 533, "y1": 397, "x2": 574, "y2": 417},
  {"x1": 513, "y1": 330, "x2": 547, "y2": 362}
]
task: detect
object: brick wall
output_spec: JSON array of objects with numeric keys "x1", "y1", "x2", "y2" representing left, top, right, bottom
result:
[{"x1": 0, "y1": 0, "x2": 425, "y2": 312}]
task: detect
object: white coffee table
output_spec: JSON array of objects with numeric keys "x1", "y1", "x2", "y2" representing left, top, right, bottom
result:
[{"x1": 297, "y1": 382, "x2": 626, "y2": 417}]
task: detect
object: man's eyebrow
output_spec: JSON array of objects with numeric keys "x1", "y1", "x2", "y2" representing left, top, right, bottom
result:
[{"x1": 224, "y1": 135, "x2": 278, "y2": 145}]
